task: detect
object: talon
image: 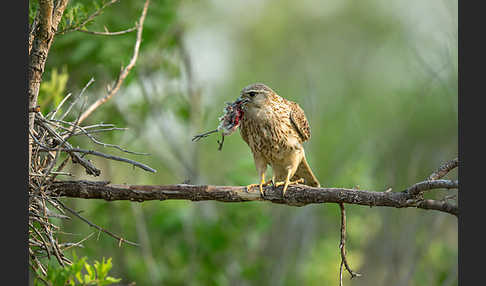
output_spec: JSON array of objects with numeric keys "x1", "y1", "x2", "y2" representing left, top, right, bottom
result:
[
  {"x1": 259, "y1": 180, "x2": 273, "y2": 198},
  {"x1": 247, "y1": 181, "x2": 271, "y2": 198},
  {"x1": 274, "y1": 179, "x2": 302, "y2": 187},
  {"x1": 295, "y1": 178, "x2": 305, "y2": 184},
  {"x1": 274, "y1": 178, "x2": 304, "y2": 197},
  {"x1": 274, "y1": 181, "x2": 285, "y2": 187},
  {"x1": 246, "y1": 184, "x2": 259, "y2": 191},
  {"x1": 282, "y1": 184, "x2": 289, "y2": 197}
]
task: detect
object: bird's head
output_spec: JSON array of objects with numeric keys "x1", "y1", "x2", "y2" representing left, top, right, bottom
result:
[{"x1": 238, "y1": 83, "x2": 275, "y2": 109}]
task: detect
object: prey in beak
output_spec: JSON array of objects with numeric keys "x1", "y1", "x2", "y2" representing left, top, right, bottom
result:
[{"x1": 192, "y1": 96, "x2": 248, "y2": 150}]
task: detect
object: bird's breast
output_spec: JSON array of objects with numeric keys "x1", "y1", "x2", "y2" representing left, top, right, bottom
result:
[{"x1": 240, "y1": 106, "x2": 301, "y2": 162}]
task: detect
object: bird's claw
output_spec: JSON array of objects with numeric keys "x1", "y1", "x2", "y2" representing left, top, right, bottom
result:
[
  {"x1": 245, "y1": 183, "x2": 265, "y2": 198},
  {"x1": 273, "y1": 178, "x2": 304, "y2": 187},
  {"x1": 273, "y1": 178, "x2": 305, "y2": 197},
  {"x1": 247, "y1": 181, "x2": 274, "y2": 198}
]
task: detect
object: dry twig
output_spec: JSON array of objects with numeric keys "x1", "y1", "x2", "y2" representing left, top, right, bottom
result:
[
  {"x1": 77, "y1": 0, "x2": 150, "y2": 124},
  {"x1": 54, "y1": 199, "x2": 139, "y2": 247},
  {"x1": 38, "y1": 146, "x2": 156, "y2": 173},
  {"x1": 79, "y1": 26, "x2": 137, "y2": 36},
  {"x1": 427, "y1": 157, "x2": 459, "y2": 181},
  {"x1": 338, "y1": 203, "x2": 361, "y2": 286}
]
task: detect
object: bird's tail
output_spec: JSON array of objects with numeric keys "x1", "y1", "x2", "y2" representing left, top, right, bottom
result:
[{"x1": 291, "y1": 156, "x2": 320, "y2": 187}]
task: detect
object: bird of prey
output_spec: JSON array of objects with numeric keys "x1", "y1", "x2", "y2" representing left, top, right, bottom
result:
[{"x1": 238, "y1": 83, "x2": 320, "y2": 197}]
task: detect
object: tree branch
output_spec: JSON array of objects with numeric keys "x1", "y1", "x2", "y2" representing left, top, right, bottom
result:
[
  {"x1": 56, "y1": 0, "x2": 120, "y2": 35},
  {"x1": 339, "y1": 203, "x2": 361, "y2": 286},
  {"x1": 29, "y1": 0, "x2": 54, "y2": 171},
  {"x1": 29, "y1": 0, "x2": 69, "y2": 173},
  {"x1": 406, "y1": 179, "x2": 458, "y2": 197},
  {"x1": 48, "y1": 180, "x2": 458, "y2": 216},
  {"x1": 38, "y1": 147, "x2": 156, "y2": 173},
  {"x1": 76, "y1": 0, "x2": 150, "y2": 124},
  {"x1": 427, "y1": 157, "x2": 459, "y2": 181},
  {"x1": 53, "y1": 198, "x2": 139, "y2": 247},
  {"x1": 78, "y1": 26, "x2": 137, "y2": 36}
]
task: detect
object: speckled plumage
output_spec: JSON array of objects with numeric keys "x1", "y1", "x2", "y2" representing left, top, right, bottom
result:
[{"x1": 238, "y1": 83, "x2": 320, "y2": 196}]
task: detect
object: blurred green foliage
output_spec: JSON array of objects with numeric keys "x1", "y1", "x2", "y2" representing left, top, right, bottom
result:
[
  {"x1": 30, "y1": 0, "x2": 457, "y2": 285},
  {"x1": 38, "y1": 67, "x2": 69, "y2": 110}
]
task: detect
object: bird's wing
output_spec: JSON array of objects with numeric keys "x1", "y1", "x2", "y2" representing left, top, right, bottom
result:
[{"x1": 289, "y1": 101, "x2": 311, "y2": 142}]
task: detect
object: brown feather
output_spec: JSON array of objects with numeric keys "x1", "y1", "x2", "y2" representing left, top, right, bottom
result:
[{"x1": 288, "y1": 101, "x2": 311, "y2": 142}]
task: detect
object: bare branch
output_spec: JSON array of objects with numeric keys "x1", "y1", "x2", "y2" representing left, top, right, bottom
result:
[
  {"x1": 34, "y1": 119, "x2": 101, "y2": 176},
  {"x1": 29, "y1": 223, "x2": 51, "y2": 260},
  {"x1": 79, "y1": 26, "x2": 137, "y2": 36},
  {"x1": 338, "y1": 203, "x2": 361, "y2": 285},
  {"x1": 63, "y1": 127, "x2": 128, "y2": 137},
  {"x1": 53, "y1": 198, "x2": 139, "y2": 247},
  {"x1": 44, "y1": 118, "x2": 148, "y2": 155},
  {"x1": 60, "y1": 232, "x2": 94, "y2": 251},
  {"x1": 59, "y1": 78, "x2": 95, "y2": 121},
  {"x1": 31, "y1": 127, "x2": 155, "y2": 173},
  {"x1": 427, "y1": 157, "x2": 459, "y2": 181},
  {"x1": 52, "y1": 0, "x2": 70, "y2": 31},
  {"x1": 39, "y1": 146, "x2": 156, "y2": 173},
  {"x1": 77, "y1": 0, "x2": 150, "y2": 124},
  {"x1": 408, "y1": 199, "x2": 459, "y2": 214},
  {"x1": 406, "y1": 179, "x2": 458, "y2": 197},
  {"x1": 49, "y1": 180, "x2": 459, "y2": 216},
  {"x1": 48, "y1": 93, "x2": 72, "y2": 120}
]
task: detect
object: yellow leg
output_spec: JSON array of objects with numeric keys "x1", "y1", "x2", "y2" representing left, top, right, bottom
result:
[
  {"x1": 259, "y1": 172, "x2": 265, "y2": 197},
  {"x1": 274, "y1": 173, "x2": 305, "y2": 197},
  {"x1": 246, "y1": 173, "x2": 269, "y2": 197}
]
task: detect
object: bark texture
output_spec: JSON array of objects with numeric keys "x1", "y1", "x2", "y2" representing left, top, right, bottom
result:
[
  {"x1": 49, "y1": 180, "x2": 458, "y2": 216},
  {"x1": 29, "y1": 0, "x2": 69, "y2": 169}
]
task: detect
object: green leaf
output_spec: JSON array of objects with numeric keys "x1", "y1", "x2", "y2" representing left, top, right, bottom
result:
[
  {"x1": 85, "y1": 263, "x2": 94, "y2": 279},
  {"x1": 84, "y1": 274, "x2": 92, "y2": 284},
  {"x1": 102, "y1": 276, "x2": 122, "y2": 286},
  {"x1": 75, "y1": 271, "x2": 84, "y2": 284}
]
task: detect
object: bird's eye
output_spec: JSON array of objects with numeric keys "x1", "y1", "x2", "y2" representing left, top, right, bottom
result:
[{"x1": 248, "y1": 92, "x2": 257, "y2": 97}]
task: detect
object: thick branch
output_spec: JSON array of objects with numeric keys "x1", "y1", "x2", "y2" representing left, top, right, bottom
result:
[
  {"x1": 49, "y1": 180, "x2": 458, "y2": 216},
  {"x1": 29, "y1": 0, "x2": 54, "y2": 170},
  {"x1": 29, "y1": 0, "x2": 69, "y2": 171}
]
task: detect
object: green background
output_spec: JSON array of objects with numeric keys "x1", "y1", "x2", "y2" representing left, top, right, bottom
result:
[{"x1": 33, "y1": 0, "x2": 458, "y2": 285}]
